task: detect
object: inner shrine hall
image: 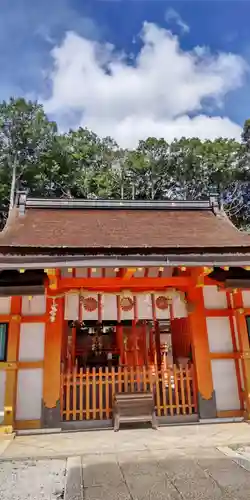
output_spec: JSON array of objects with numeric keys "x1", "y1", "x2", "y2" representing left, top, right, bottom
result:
[{"x1": 0, "y1": 194, "x2": 250, "y2": 431}]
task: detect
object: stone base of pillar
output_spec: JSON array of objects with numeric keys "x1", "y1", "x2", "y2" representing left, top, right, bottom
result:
[
  {"x1": 41, "y1": 400, "x2": 61, "y2": 428},
  {"x1": 198, "y1": 391, "x2": 217, "y2": 419}
]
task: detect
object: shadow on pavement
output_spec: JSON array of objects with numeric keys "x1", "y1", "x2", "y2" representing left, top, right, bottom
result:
[{"x1": 65, "y1": 449, "x2": 250, "y2": 500}]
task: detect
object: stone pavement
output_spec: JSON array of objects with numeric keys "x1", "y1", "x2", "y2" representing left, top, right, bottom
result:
[
  {"x1": 0, "y1": 422, "x2": 250, "y2": 499},
  {"x1": 2, "y1": 422, "x2": 250, "y2": 460},
  {"x1": 67, "y1": 447, "x2": 250, "y2": 500}
]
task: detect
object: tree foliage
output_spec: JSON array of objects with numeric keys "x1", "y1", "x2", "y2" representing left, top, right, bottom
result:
[{"x1": 0, "y1": 97, "x2": 250, "y2": 230}]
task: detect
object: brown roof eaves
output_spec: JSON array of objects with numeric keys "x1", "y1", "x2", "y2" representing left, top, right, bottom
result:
[{"x1": 0, "y1": 198, "x2": 250, "y2": 252}]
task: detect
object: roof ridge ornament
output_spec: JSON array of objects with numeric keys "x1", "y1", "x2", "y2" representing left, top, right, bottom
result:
[
  {"x1": 16, "y1": 190, "x2": 27, "y2": 216},
  {"x1": 24, "y1": 197, "x2": 212, "y2": 211},
  {"x1": 209, "y1": 190, "x2": 220, "y2": 214}
]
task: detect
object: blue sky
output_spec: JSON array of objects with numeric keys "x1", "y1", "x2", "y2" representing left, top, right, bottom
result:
[{"x1": 1, "y1": 0, "x2": 250, "y2": 147}]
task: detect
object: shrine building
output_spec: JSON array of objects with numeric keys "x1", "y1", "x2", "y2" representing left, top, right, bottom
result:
[{"x1": 1, "y1": 193, "x2": 250, "y2": 432}]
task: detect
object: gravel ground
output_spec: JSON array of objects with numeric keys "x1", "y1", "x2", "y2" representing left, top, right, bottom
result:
[{"x1": 0, "y1": 459, "x2": 66, "y2": 500}]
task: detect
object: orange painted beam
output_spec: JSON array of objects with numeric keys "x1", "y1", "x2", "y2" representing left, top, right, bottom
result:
[
  {"x1": 43, "y1": 296, "x2": 64, "y2": 421},
  {"x1": 191, "y1": 267, "x2": 211, "y2": 288},
  {"x1": 204, "y1": 276, "x2": 223, "y2": 287},
  {"x1": 217, "y1": 410, "x2": 243, "y2": 418},
  {"x1": 4, "y1": 296, "x2": 22, "y2": 428},
  {"x1": 14, "y1": 420, "x2": 41, "y2": 430},
  {"x1": 0, "y1": 314, "x2": 49, "y2": 324},
  {"x1": 58, "y1": 276, "x2": 190, "y2": 291},
  {"x1": 226, "y1": 292, "x2": 243, "y2": 409},
  {"x1": 0, "y1": 315, "x2": 11, "y2": 323},
  {"x1": 205, "y1": 309, "x2": 233, "y2": 317},
  {"x1": 71, "y1": 325, "x2": 76, "y2": 368},
  {"x1": 122, "y1": 268, "x2": 137, "y2": 280},
  {"x1": 17, "y1": 361, "x2": 44, "y2": 369},
  {"x1": 22, "y1": 314, "x2": 49, "y2": 323},
  {"x1": 210, "y1": 352, "x2": 240, "y2": 360}
]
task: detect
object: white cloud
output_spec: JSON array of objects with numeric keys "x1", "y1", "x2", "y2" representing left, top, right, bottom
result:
[
  {"x1": 165, "y1": 8, "x2": 190, "y2": 34},
  {"x1": 44, "y1": 22, "x2": 247, "y2": 148}
]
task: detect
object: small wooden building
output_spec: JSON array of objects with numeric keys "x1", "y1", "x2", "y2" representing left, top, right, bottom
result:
[{"x1": 1, "y1": 194, "x2": 250, "y2": 432}]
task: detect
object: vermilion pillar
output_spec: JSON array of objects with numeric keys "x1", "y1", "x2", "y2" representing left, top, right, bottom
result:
[
  {"x1": 233, "y1": 291, "x2": 250, "y2": 417},
  {"x1": 4, "y1": 297, "x2": 22, "y2": 431},
  {"x1": 42, "y1": 296, "x2": 64, "y2": 427},
  {"x1": 187, "y1": 284, "x2": 216, "y2": 419}
]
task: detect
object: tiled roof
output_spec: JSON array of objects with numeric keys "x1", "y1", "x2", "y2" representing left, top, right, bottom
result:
[{"x1": 0, "y1": 200, "x2": 249, "y2": 251}]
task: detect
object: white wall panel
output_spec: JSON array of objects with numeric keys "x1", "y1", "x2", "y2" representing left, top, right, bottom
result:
[
  {"x1": 16, "y1": 369, "x2": 43, "y2": 420},
  {"x1": 120, "y1": 295, "x2": 134, "y2": 321},
  {"x1": 61, "y1": 268, "x2": 72, "y2": 277},
  {"x1": 147, "y1": 267, "x2": 158, "y2": 278},
  {"x1": 81, "y1": 293, "x2": 99, "y2": 321},
  {"x1": 203, "y1": 286, "x2": 227, "y2": 309},
  {"x1": 90, "y1": 268, "x2": 102, "y2": 278},
  {"x1": 173, "y1": 296, "x2": 187, "y2": 318},
  {"x1": 134, "y1": 268, "x2": 145, "y2": 278},
  {"x1": 161, "y1": 267, "x2": 173, "y2": 277},
  {"x1": 154, "y1": 294, "x2": 170, "y2": 320},
  {"x1": 22, "y1": 295, "x2": 46, "y2": 316},
  {"x1": 104, "y1": 268, "x2": 116, "y2": 278},
  {"x1": 207, "y1": 317, "x2": 233, "y2": 353},
  {"x1": 75, "y1": 267, "x2": 88, "y2": 278},
  {"x1": 19, "y1": 323, "x2": 45, "y2": 361},
  {"x1": 102, "y1": 294, "x2": 117, "y2": 321},
  {"x1": 137, "y1": 294, "x2": 152, "y2": 320},
  {"x1": 0, "y1": 370, "x2": 6, "y2": 424},
  {"x1": 211, "y1": 360, "x2": 240, "y2": 411},
  {"x1": 64, "y1": 293, "x2": 79, "y2": 320},
  {"x1": 0, "y1": 297, "x2": 11, "y2": 314},
  {"x1": 242, "y1": 290, "x2": 250, "y2": 308}
]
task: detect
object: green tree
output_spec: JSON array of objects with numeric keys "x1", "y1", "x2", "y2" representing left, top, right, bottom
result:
[
  {"x1": 0, "y1": 97, "x2": 57, "y2": 215},
  {"x1": 1, "y1": 97, "x2": 250, "y2": 232}
]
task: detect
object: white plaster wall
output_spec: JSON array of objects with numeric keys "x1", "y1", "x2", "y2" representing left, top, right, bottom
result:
[
  {"x1": 242, "y1": 291, "x2": 250, "y2": 308},
  {"x1": 172, "y1": 295, "x2": 187, "y2": 318},
  {"x1": 81, "y1": 293, "x2": 99, "y2": 321},
  {"x1": 22, "y1": 295, "x2": 46, "y2": 316},
  {"x1": 211, "y1": 359, "x2": 240, "y2": 411},
  {"x1": 203, "y1": 286, "x2": 227, "y2": 309},
  {"x1": 19, "y1": 323, "x2": 45, "y2": 361},
  {"x1": 104, "y1": 268, "x2": 116, "y2": 278},
  {"x1": 206, "y1": 317, "x2": 233, "y2": 353},
  {"x1": 161, "y1": 267, "x2": 173, "y2": 277},
  {"x1": 90, "y1": 268, "x2": 102, "y2": 278},
  {"x1": 75, "y1": 267, "x2": 88, "y2": 278},
  {"x1": 0, "y1": 370, "x2": 6, "y2": 424},
  {"x1": 102, "y1": 294, "x2": 117, "y2": 321},
  {"x1": 120, "y1": 296, "x2": 134, "y2": 321},
  {"x1": 134, "y1": 268, "x2": 145, "y2": 278},
  {"x1": 154, "y1": 294, "x2": 170, "y2": 320},
  {"x1": 147, "y1": 267, "x2": 159, "y2": 278},
  {"x1": 137, "y1": 294, "x2": 152, "y2": 320},
  {"x1": 0, "y1": 297, "x2": 11, "y2": 314},
  {"x1": 64, "y1": 293, "x2": 79, "y2": 320},
  {"x1": 61, "y1": 268, "x2": 72, "y2": 277},
  {"x1": 16, "y1": 369, "x2": 43, "y2": 420}
]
